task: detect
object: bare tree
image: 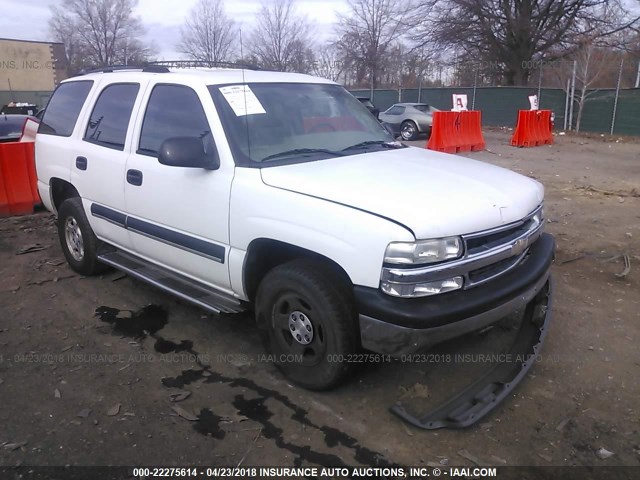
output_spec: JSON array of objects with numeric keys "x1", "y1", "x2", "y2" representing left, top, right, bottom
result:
[
  {"x1": 335, "y1": 0, "x2": 414, "y2": 89},
  {"x1": 411, "y1": 0, "x2": 639, "y2": 86},
  {"x1": 311, "y1": 45, "x2": 347, "y2": 82},
  {"x1": 248, "y1": 0, "x2": 314, "y2": 72},
  {"x1": 49, "y1": 6, "x2": 84, "y2": 74},
  {"x1": 49, "y1": 0, "x2": 153, "y2": 72},
  {"x1": 179, "y1": 0, "x2": 237, "y2": 63},
  {"x1": 552, "y1": 2, "x2": 635, "y2": 131}
]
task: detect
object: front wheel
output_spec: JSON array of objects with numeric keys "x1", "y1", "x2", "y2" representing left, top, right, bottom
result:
[
  {"x1": 400, "y1": 120, "x2": 419, "y2": 141},
  {"x1": 57, "y1": 197, "x2": 107, "y2": 276},
  {"x1": 255, "y1": 259, "x2": 358, "y2": 390}
]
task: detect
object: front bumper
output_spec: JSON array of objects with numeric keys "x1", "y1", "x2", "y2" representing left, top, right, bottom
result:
[
  {"x1": 393, "y1": 277, "x2": 553, "y2": 429},
  {"x1": 356, "y1": 233, "x2": 555, "y2": 356}
]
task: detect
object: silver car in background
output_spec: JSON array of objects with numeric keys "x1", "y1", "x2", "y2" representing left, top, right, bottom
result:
[{"x1": 378, "y1": 103, "x2": 440, "y2": 141}]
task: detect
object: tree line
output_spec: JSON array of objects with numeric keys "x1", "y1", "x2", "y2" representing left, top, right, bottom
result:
[{"x1": 50, "y1": 0, "x2": 640, "y2": 91}]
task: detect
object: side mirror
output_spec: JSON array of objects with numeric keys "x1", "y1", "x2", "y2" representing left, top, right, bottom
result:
[{"x1": 158, "y1": 136, "x2": 220, "y2": 170}]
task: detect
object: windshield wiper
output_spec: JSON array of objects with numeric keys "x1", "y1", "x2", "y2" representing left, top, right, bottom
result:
[
  {"x1": 341, "y1": 140, "x2": 405, "y2": 151},
  {"x1": 261, "y1": 148, "x2": 345, "y2": 162}
]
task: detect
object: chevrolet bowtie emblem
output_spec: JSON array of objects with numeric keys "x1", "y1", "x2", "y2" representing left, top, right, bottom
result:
[{"x1": 511, "y1": 238, "x2": 528, "y2": 256}]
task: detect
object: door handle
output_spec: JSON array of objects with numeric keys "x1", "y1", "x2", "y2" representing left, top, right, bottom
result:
[
  {"x1": 75, "y1": 156, "x2": 87, "y2": 170},
  {"x1": 126, "y1": 169, "x2": 143, "y2": 186}
]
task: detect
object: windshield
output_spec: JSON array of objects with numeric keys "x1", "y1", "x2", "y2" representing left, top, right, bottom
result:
[
  {"x1": 209, "y1": 83, "x2": 398, "y2": 166},
  {"x1": 413, "y1": 105, "x2": 430, "y2": 113}
]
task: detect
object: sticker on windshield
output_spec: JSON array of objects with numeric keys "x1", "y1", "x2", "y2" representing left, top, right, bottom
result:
[{"x1": 219, "y1": 85, "x2": 266, "y2": 116}]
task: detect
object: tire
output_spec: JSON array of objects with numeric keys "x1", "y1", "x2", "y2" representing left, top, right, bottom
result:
[
  {"x1": 255, "y1": 259, "x2": 358, "y2": 390},
  {"x1": 400, "y1": 120, "x2": 419, "y2": 141},
  {"x1": 57, "y1": 197, "x2": 107, "y2": 276}
]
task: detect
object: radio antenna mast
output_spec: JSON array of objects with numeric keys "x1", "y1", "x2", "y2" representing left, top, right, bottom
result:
[{"x1": 239, "y1": 28, "x2": 251, "y2": 159}]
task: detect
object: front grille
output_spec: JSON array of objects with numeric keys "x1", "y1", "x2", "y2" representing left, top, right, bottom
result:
[
  {"x1": 467, "y1": 251, "x2": 527, "y2": 284},
  {"x1": 460, "y1": 206, "x2": 543, "y2": 287},
  {"x1": 465, "y1": 218, "x2": 534, "y2": 255},
  {"x1": 380, "y1": 205, "x2": 544, "y2": 293}
]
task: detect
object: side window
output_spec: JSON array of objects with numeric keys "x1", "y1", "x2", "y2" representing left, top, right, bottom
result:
[
  {"x1": 385, "y1": 106, "x2": 405, "y2": 115},
  {"x1": 84, "y1": 83, "x2": 140, "y2": 150},
  {"x1": 38, "y1": 81, "x2": 93, "y2": 136},
  {"x1": 138, "y1": 85, "x2": 211, "y2": 157}
]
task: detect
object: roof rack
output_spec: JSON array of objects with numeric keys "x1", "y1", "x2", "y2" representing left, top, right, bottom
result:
[
  {"x1": 74, "y1": 60, "x2": 262, "y2": 77},
  {"x1": 77, "y1": 65, "x2": 170, "y2": 76},
  {"x1": 148, "y1": 60, "x2": 261, "y2": 71}
]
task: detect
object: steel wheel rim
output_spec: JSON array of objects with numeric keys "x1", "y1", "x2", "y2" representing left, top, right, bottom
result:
[
  {"x1": 401, "y1": 123, "x2": 416, "y2": 140},
  {"x1": 64, "y1": 216, "x2": 84, "y2": 261},
  {"x1": 272, "y1": 292, "x2": 325, "y2": 365}
]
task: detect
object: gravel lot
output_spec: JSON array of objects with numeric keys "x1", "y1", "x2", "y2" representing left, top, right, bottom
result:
[{"x1": 0, "y1": 129, "x2": 638, "y2": 469}]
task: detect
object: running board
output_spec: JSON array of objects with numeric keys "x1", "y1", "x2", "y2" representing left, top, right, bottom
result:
[{"x1": 97, "y1": 250, "x2": 246, "y2": 315}]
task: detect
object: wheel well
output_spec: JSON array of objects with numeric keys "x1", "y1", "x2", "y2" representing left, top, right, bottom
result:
[
  {"x1": 243, "y1": 239, "x2": 352, "y2": 302},
  {"x1": 50, "y1": 178, "x2": 80, "y2": 212}
]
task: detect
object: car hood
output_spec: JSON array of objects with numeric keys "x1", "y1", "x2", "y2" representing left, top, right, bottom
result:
[{"x1": 260, "y1": 147, "x2": 544, "y2": 239}]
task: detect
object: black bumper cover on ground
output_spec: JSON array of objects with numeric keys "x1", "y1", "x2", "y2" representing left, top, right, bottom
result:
[
  {"x1": 391, "y1": 277, "x2": 553, "y2": 429},
  {"x1": 353, "y1": 233, "x2": 555, "y2": 429}
]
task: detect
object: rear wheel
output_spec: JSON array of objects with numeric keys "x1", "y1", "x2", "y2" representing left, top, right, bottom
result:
[
  {"x1": 255, "y1": 259, "x2": 358, "y2": 390},
  {"x1": 57, "y1": 197, "x2": 106, "y2": 276},
  {"x1": 400, "y1": 120, "x2": 419, "y2": 141}
]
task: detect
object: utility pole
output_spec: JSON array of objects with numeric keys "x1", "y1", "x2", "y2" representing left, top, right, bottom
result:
[
  {"x1": 472, "y1": 65, "x2": 478, "y2": 110},
  {"x1": 611, "y1": 58, "x2": 624, "y2": 135},
  {"x1": 537, "y1": 66, "x2": 543, "y2": 106},
  {"x1": 369, "y1": 62, "x2": 374, "y2": 103},
  {"x1": 8, "y1": 78, "x2": 15, "y2": 102},
  {"x1": 568, "y1": 60, "x2": 577, "y2": 130},
  {"x1": 563, "y1": 78, "x2": 570, "y2": 130}
]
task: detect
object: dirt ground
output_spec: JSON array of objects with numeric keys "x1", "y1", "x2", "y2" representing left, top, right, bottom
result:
[{"x1": 0, "y1": 129, "x2": 638, "y2": 471}]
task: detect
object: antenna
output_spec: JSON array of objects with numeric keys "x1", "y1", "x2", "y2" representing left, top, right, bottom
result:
[{"x1": 239, "y1": 28, "x2": 251, "y2": 159}]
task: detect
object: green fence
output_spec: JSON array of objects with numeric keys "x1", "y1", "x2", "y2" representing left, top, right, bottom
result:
[
  {"x1": 351, "y1": 87, "x2": 640, "y2": 137},
  {"x1": 2, "y1": 87, "x2": 638, "y2": 136}
]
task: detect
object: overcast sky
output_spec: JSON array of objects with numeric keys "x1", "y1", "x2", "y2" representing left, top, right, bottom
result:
[{"x1": 0, "y1": 0, "x2": 350, "y2": 58}]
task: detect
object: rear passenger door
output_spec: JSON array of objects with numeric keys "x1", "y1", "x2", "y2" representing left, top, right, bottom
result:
[
  {"x1": 124, "y1": 83, "x2": 233, "y2": 291},
  {"x1": 71, "y1": 80, "x2": 145, "y2": 250},
  {"x1": 37, "y1": 80, "x2": 94, "y2": 209}
]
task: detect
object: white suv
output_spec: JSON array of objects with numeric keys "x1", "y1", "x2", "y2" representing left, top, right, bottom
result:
[{"x1": 35, "y1": 66, "x2": 554, "y2": 407}]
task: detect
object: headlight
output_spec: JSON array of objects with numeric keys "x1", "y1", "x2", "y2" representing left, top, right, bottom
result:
[
  {"x1": 384, "y1": 237, "x2": 463, "y2": 265},
  {"x1": 381, "y1": 276, "x2": 463, "y2": 297},
  {"x1": 532, "y1": 206, "x2": 544, "y2": 227}
]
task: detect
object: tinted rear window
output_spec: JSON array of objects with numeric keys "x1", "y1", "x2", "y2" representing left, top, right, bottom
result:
[
  {"x1": 39, "y1": 81, "x2": 93, "y2": 136},
  {"x1": 84, "y1": 83, "x2": 139, "y2": 150},
  {"x1": 0, "y1": 115, "x2": 27, "y2": 140}
]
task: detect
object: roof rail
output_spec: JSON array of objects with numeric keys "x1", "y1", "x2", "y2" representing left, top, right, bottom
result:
[
  {"x1": 76, "y1": 65, "x2": 170, "y2": 76},
  {"x1": 148, "y1": 60, "x2": 261, "y2": 71}
]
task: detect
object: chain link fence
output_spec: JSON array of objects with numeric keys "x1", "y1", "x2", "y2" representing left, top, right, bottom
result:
[
  {"x1": 2, "y1": 59, "x2": 638, "y2": 136},
  {"x1": 350, "y1": 57, "x2": 640, "y2": 137}
]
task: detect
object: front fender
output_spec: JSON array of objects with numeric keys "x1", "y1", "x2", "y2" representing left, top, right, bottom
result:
[{"x1": 228, "y1": 168, "x2": 414, "y2": 298}]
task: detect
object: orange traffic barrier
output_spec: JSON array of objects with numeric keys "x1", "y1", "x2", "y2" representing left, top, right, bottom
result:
[
  {"x1": 510, "y1": 110, "x2": 554, "y2": 147},
  {"x1": 0, "y1": 142, "x2": 41, "y2": 217},
  {"x1": 427, "y1": 111, "x2": 485, "y2": 153}
]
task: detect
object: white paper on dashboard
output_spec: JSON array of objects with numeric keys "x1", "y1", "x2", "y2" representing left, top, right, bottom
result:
[{"x1": 219, "y1": 85, "x2": 266, "y2": 116}]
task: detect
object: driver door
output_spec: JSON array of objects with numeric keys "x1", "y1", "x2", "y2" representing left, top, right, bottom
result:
[{"x1": 124, "y1": 83, "x2": 233, "y2": 291}]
